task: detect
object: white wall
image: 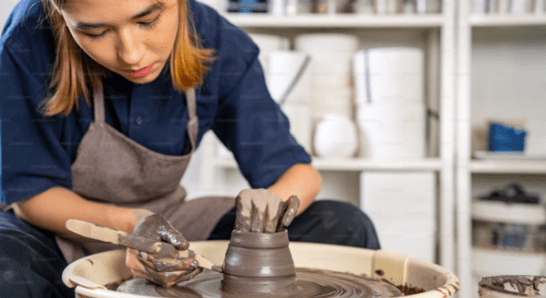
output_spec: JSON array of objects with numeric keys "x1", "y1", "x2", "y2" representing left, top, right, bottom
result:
[
  {"x1": 1, "y1": 0, "x2": 19, "y2": 33},
  {"x1": 471, "y1": 26, "x2": 546, "y2": 156}
]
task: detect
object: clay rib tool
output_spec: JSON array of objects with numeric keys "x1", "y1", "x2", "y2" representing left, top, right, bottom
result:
[{"x1": 66, "y1": 219, "x2": 222, "y2": 273}]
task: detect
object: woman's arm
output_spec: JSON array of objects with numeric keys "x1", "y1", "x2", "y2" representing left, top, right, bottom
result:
[
  {"x1": 267, "y1": 163, "x2": 322, "y2": 215},
  {"x1": 12, "y1": 187, "x2": 150, "y2": 238}
]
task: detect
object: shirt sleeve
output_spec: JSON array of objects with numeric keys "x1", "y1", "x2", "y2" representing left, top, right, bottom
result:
[
  {"x1": 0, "y1": 109, "x2": 4, "y2": 204},
  {"x1": 209, "y1": 16, "x2": 311, "y2": 189},
  {"x1": 1, "y1": 39, "x2": 73, "y2": 205}
]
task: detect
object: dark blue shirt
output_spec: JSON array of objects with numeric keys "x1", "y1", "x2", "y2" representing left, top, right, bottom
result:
[{"x1": 0, "y1": 0, "x2": 311, "y2": 205}]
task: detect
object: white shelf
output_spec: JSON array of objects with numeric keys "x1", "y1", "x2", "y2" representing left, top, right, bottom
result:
[
  {"x1": 470, "y1": 14, "x2": 546, "y2": 27},
  {"x1": 222, "y1": 13, "x2": 444, "y2": 28},
  {"x1": 470, "y1": 160, "x2": 546, "y2": 174},
  {"x1": 213, "y1": 157, "x2": 442, "y2": 171}
]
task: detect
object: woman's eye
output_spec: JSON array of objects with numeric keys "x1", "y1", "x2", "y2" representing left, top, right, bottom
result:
[
  {"x1": 82, "y1": 14, "x2": 160, "y2": 39},
  {"x1": 139, "y1": 16, "x2": 160, "y2": 29},
  {"x1": 86, "y1": 31, "x2": 107, "y2": 40}
]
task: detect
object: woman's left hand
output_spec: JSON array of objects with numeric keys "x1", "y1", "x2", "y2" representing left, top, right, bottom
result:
[
  {"x1": 125, "y1": 213, "x2": 202, "y2": 287},
  {"x1": 234, "y1": 189, "x2": 300, "y2": 233}
]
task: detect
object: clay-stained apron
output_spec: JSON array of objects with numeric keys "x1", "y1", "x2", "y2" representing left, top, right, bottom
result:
[{"x1": 56, "y1": 83, "x2": 235, "y2": 264}]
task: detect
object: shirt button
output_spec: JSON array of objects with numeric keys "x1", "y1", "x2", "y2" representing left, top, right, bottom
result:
[{"x1": 135, "y1": 116, "x2": 143, "y2": 125}]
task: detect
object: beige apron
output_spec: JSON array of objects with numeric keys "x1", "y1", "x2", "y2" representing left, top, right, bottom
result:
[{"x1": 56, "y1": 84, "x2": 235, "y2": 264}]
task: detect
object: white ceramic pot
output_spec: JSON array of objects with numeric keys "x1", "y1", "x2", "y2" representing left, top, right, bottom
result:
[{"x1": 313, "y1": 114, "x2": 358, "y2": 158}]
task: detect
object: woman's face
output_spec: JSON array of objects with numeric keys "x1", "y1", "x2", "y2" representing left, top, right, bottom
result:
[{"x1": 61, "y1": 0, "x2": 179, "y2": 84}]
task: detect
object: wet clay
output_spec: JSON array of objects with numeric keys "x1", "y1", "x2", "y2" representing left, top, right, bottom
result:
[
  {"x1": 479, "y1": 276, "x2": 546, "y2": 296},
  {"x1": 117, "y1": 268, "x2": 403, "y2": 297},
  {"x1": 221, "y1": 230, "x2": 297, "y2": 295}
]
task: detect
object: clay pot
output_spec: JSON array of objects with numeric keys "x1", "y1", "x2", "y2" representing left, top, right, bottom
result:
[
  {"x1": 222, "y1": 230, "x2": 298, "y2": 295},
  {"x1": 478, "y1": 275, "x2": 546, "y2": 298}
]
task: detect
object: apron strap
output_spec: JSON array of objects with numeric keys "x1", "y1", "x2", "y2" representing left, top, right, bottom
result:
[
  {"x1": 93, "y1": 83, "x2": 105, "y2": 123},
  {"x1": 185, "y1": 88, "x2": 198, "y2": 151}
]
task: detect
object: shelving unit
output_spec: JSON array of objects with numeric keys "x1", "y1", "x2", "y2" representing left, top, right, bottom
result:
[
  {"x1": 212, "y1": 156, "x2": 443, "y2": 171},
  {"x1": 470, "y1": 14, "x2": 546, "y2": 26},
  {"x1": 471, "y1": 160, "x2": 546, "y2": 174},
  {"x1": 194, "y1": 0, "x2": 456, "y2": 273},
  {"x1": 456, "y1": 1, "x2": 546, "y2": 297},
  {"x1": 222, "y1": 13, "x2": 444, "y2": 27}
]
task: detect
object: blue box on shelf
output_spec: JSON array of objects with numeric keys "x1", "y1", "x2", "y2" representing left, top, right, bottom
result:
[
  {"x1": 227, "y1": 0, "x2": 269, "y2": 13},
  {"x1": 488, "y1": 122, "x2": 527, "y2": 152}
]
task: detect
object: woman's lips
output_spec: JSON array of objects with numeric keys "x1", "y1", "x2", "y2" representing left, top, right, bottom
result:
[{"x1": 129, "y1": 64, "x2": 154, "y2": 78}]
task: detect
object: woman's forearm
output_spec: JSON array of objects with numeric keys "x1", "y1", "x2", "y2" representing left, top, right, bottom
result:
[
  {"x1": 267, "y1": 163, "x2": 322, "y2": 215},
  {"x1": 12, "y1": 187, "x2": 151, "y2": 238}
]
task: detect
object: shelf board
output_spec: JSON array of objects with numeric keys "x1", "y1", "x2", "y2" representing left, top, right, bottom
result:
[
  {"x1": 222, "y1": 13, "x2": 444, "y2": 28},
  {"x1": 213, "y1": 157, "x2": 442, "y2": 171},
  {"x1": 470, "y1": 159, "x2": 546, "y2": 174},
  {"x1": 470, "y1": 14, "x2": 546, "y2": 27}
]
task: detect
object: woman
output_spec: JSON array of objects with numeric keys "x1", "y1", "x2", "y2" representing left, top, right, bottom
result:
[{"x1": 0, "y1": 0, "x2": 380, "y2": 296}]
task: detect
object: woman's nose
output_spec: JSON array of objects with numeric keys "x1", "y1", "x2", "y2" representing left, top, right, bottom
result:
[{"x1": 117, "y1": 28, "x2": 144, "y2": 66}]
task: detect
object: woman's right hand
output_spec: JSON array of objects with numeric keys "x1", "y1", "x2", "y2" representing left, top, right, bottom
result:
[{"x1": 125, "y1": 211, "x2": 202, "y2": 287}]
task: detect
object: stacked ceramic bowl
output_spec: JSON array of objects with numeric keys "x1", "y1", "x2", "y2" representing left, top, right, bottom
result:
[
  {"x1": 294, "y1": 34, "x2": 360, "y2": 158},
  {"x1": 294, "y1": 33, "x2": 359, "y2": 123},
  {"x1": 354, "y1": 47, "x2": 426, "y2": 159}
]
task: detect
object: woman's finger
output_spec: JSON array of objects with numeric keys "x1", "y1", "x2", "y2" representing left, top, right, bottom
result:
[
  {"x1": 133, "y1": 214, "x2": 189, "y2": 250},
  {"x1": 158, "y1": 223, "x2": 189, "y2": 251},
  {"x1": 174, "y1": 266, "x2": 203, "y2": 283},
  {"x1": 137, "y1": 251, "x2": 199, "y2": 272},
  {"x1": 281, "y1": 195, "x2": 300, "y2": 228},
  {"x1": 131, "y1": 262, "x2": 202, "y2": 287},
  {"x1": 149, "y1": 267, "x2": 201, "y2": 286},
  {"x1": 265, "y1": 200, "x2": 285, "y2": 233},
  {"x1": 126, "y1": 248, "x2": 147, "y2": 272},
  {"x1": 250, "y1": 203, "x2": 263, "y2": 233},
  {"x1": 234, "y1": 195, "x2": 250, "y2": 232}
]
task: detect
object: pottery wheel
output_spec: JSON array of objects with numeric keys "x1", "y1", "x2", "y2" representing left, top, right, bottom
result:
[{"x1": 117, "y1": 268, "x2": 402, "y2": 298}]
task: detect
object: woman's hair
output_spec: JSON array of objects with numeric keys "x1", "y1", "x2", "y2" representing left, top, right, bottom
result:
[{"x1": 40, "y1": 0, "x2": 216, "y2": 116}]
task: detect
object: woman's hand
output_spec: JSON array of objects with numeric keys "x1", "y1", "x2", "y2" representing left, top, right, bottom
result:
[
  {"x1": 234, "y1": 189, "x2": 300, "y2": 233},
  {"x1": 125, "y1": 212, "x2": 202, "y2": 287}
]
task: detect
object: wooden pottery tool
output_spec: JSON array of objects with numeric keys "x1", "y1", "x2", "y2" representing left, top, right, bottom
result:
[{"x1": 66, "y1": 219, "x2": 222, "y2": 273}]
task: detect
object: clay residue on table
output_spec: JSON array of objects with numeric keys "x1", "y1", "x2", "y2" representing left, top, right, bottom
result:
[
  {"x1": 375, "y1": 269, "x2": 385, "y2": 277},
  {"x1": 479, "y1": 276, "x2": 546, "y2": 296},
  {"x1": 105, "y1": 276, "x2": 132, "y2": 291},
  {"x1": 397, "y1": 284, "x2": 426, "y2": 295},
  {"x1": 380, "y1": 278, "x2": 426, "y2": 295}
]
